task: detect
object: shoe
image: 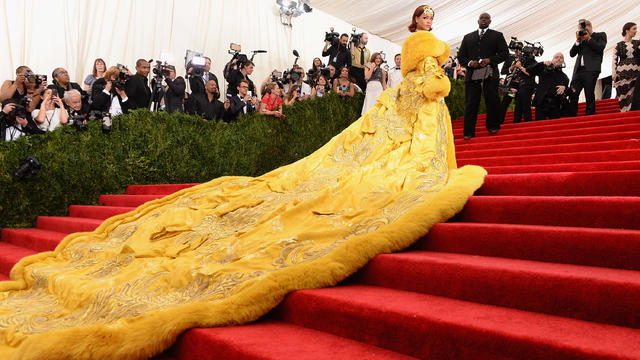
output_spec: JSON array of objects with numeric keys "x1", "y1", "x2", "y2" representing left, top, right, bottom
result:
[
  {"x1": 488, "y1": 129, "x2": 499, "y2": 135},
  {"x1": 464, "y1": 135, "x2": 474, "y2": 140}
]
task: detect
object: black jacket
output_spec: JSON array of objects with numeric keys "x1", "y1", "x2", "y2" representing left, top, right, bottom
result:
[
  {"x1": 225, "y1": 94, "x2": 255, "y2": 122},
  {"x1": 192, "y1": 93, "x2": 226, "y2": 121},
  {"x1": 501, "y1": 55, "x2": 537, "y2": 88},
  {"x1": 90, "y1": 78, "x2": 133, "y2": 114},
  {"x1": 0, "y1": 111, "x2": 43, "y2": 141},
  {"x1": 526, "y1": 62, "x2": 569, "y2": 107},
  {"x1": 457, "y1": 29, "x2": 509, "y2": 82},
  {"x1": 226, "y1": 70, "x2": 255, "y2": 97},
  {"x1": 570, "y1": 32, "x2": 607, "y2": 75},
  {"x1": 322, "y1": 44, "x2": 351, "y2": 71},
  {"x1": 124, "y1": 74, "x2": 151, "y2": 110},
  {"x1": 189, "y1": 72, "x2": 219, "y2": 96},
  {"x1": 164, "y1": 77, "x2": 185, "y2": 113}
]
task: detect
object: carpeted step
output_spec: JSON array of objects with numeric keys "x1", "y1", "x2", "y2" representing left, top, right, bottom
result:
[
  {"x1": 98, "y1": 194, "x2": 166, "y2": 207},
  {"x1": 457, "y1": 149, "x2": 640, "y2": 167},
  {"x1": 1, "y1": 228, "x2": 68, "y2": 252},
  {"x1": 453, "y1": 107, "x2": 623, "y2": 127},
  {"x1": 69, "y1": 205, "x2": 136, "y2": 220},
  {"x1": 453, "y1": 113, "x2": 638, "y2": 136},
  {"x1": 456, "y1": 139, "x2": 640, "y2": 159},
  {"x1": 126, "y1": 183, "x2": 198, "y2": 195},
  {"x1": 455, "y1": 196, "x2": 640, "y2": 229},
  {"x1": 454, "y1": 123, "x2": 640, "y2": 144},
  {"x1": 276, "y1": 285, "x2": 640, "y2": 360},
  {"x1": 0, "y1": 274, "x2": 9, "y2": 281},
  {"x1": 418, "y1": 222, "x2": 640, "y2": 270},
  {"x1": 36, "y1": 216, "x2": 103, "y2": 233},
  {"x1": 356, "y1": 251, "x2": 640, "y2": 328},
  {"x1": 479, "y1": 171, "x2": 640, "y2": 196},
  {"x1": 0, "y1": 242, "x2": 37, "y2": 277},
  {"x1": 483, "y1": 160, "x2": 640, "y2": 174},
  {"x1": 171, "y1": 321, "x2": 418, "y2": 360},
  {"x1": 455, "y1": 130, "x2": 640, "y2": 152}
]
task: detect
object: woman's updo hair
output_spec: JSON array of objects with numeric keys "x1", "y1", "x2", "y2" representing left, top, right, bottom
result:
[
  {"x1": 408, "y1": 5, "x2": 435, "y2": 33},
  {"x1": 622, "y1": 22, "x2": 636, "y2": 37}
]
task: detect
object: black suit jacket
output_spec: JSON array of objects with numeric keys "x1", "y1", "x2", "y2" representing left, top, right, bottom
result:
[
  {"x1": 457, "y1": 29, "x2": 509, "y2": 82},
  {"x1": 90, "y1": 78, "x2": 133, "y2": 114},
  {"x1": 226, "y1": 70, "x2": 255, "y2": 97},
  {"x1": 526, "y1": 62, "x2": 569, "y2": 107},
  {"x1": 322, "y1": 44, "x2": 351, "y2": 71},
  {"x1": 164, "y1": 77, "x2": 185, "y2": 113},
  {"x1": 225, "y1": 94, "x2": 255, "y2": 122},
  {"x1": 0, "y1": 111, "x2": 43, "y2": 141},
  {"x1": 570, "y1": 32, "x2": 607, "y2": 75},
  {"x1": 189, "y1": 72, "x2": 219, "y2": 96},
  {"x1": 124, "y1": 74, "x2": 151, "y2": 110},
  {"x1": 192, "y1": 93, "x2": 225, "y2": 121}
]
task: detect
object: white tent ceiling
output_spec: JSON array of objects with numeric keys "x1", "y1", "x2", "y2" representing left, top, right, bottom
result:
[{"x1": 313, "y1": 0, "x2": 640, "y2": 78}]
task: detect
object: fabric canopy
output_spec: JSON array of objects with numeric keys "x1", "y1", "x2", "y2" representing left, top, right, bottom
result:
[{"x1": 313, "y1": 0, "x2": 640, "y2": 78}]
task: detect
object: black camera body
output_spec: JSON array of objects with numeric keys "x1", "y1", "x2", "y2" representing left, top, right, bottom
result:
[
  {"x1": 578, "y1": 20, "x2": 589, "y2": 37},
  {"x1": 508, "y1": 37, "x2": 544, "y2": 60},
  {"x1": 113, "y1": 64, "x2": 131, "y2": 90},
  {"x1": 69, "y1": 112, "x2": 87, "y2": 131},
  {"x1": 152, "y1": 61, "x2": 172, "y2": 78},
  {"x1": 350, "y1": 30, "x2": 363, "y2": 47},
  {"x1": 15, "y1": 155, "x2": 41, "y2": 178},
  {"x1": 325, "y1": 27, "x2": 340, "y2": 46},
  {"x1": 25, "y1": 72, "x2": 46, "y2": 88},
  {"x1": 8, "y1": 96, "x2": 31, "y2": 120}
]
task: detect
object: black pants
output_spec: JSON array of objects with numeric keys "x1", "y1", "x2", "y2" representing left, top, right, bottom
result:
[
  {"x1": 569, "y1": 69, "x2": 599, "y2": 116},
  {"x1": 349, "y1": 67, "x2": 366, "y2": 93},
  {"x1": 513, "y1": 86, "x2": 533, "y2": 123},
  {"x1": 535, "y1": 98, "x2": 562, "y2": 120},
  {"x1": 463, "y1": 76, "x2": 501, "y2": 137},
  {"x1": 499, "y1": 93, "x2": 512, "y2": 125}
]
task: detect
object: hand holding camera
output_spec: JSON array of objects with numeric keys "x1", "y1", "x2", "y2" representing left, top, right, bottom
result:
[{"x1": 2, "y1": 103, "x2": 14, "y2": 115}]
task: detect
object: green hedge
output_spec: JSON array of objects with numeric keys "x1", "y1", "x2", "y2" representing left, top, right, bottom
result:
[{"x1": 0, "y1": 80, "x2": 472, "y2": 230}]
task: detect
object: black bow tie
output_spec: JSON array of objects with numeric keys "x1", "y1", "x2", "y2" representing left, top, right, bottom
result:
[{"x1": 395, "y1": 67, "x2": 401, "y2": 70}]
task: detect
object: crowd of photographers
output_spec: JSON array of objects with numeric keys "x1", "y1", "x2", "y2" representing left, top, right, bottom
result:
[{"x1": 0, "y1": 27, "x2": 397, "y2": 142}]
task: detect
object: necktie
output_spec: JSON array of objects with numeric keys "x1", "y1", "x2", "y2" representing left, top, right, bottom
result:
[
  {"x1": 360, "y1": 48, "x2": 364, "y2": 65},
  {"x1": 480, "y1": 29, "x2": 485, "y2": 40}
]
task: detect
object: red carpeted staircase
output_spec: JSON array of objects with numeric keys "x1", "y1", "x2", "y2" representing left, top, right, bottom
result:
[{"x1": 3, "y1": 98, "x2": 640, "y2": 359}]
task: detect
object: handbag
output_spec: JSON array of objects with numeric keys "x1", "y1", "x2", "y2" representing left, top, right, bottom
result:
[{"x1": 471, "y1": 66, "x2": 493, "y2": 81}]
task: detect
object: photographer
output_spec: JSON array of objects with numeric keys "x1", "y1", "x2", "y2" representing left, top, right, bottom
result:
[
  {"x1": 0, "y1": 100, "x2": 43, "y2": 141},
  {"x1": 527, "y1": 52, "x2": 570, "y2": 120},
  {"x1": 91, "y1": 66, "x2": 132, "y2": 116},
  {"x1": 311, "y1": 75, "x2": 330, "y2": 98},
  {"x1": 1, "y1": 66, "x2": 47, "y2": 111},
  {"x1": 124, "y1": 59, "x2": 151, "y2": 110},
  {"x1": 322, "y1": 34, "x2": 351, "y2": 72},
  {"x1": 309, "y1": 57, "x2": 323, "y2": 80},
  {"x1": 501, "y1": 47, "x2": 537, "y2": 123},
  {"x1": 226, "y1": 79, "x2": 256, "y2": 122},
  {"x1": 163, "y1": 65, "x2": 185, "y2": 113},
  {"x1": 50, "y1": 67, "x2": 87, "y2": 106},
  {"x1": 192, "y1": 79, "x2": 228, "y2": 122},
  {"x1": 569, "y1": 19, "x2": 607, "y2": 116},
  {"x1": 350, "y1": 32, "x2": 370, "y2": 93},
  {"x1": 333, "y1": 66, "x2": 355, "y2": 98},
  {"x1": 188, "y1": 57, "x2": 218, "y2": 96},
  {"x1": 64, "y1": 89, "x2": 90, "y2": 128},
  {"x1": 283, "y1": 68, "x2": 311, "y2": 100},
  {"x1": 226, "y1": 60, "x2": 255, "y2": 97},
  {"x1": 32, "y1": 88, "x2": 69, "y2": 131}
]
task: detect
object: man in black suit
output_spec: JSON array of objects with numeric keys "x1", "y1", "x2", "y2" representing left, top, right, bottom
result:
[
  {"x1": 124, "y1": 59, "x2": 151, "y2": 110},
  {"x1": 322, "y1": 34, "x2": 351, "y2": 73},
  {"x1": 226, "y1": 79, "x2": 256, "y2": 122},
  {"x1": 568, "y1": 19, "x2": 606, "y2": 116},
  {"x1": 527, "y1": 52, "x2": 570, "y2": 120},
  {"x1": 90, "y1": 67, "x2": 133, "y2": 116},
  {"x1": 457, "y1": 12, "x2": 509, "y2": 139},
  {"x1": 163, "y1": 65, "x2": 185, "y2": 113},
  {"x1": 226, "y1": 60, "x2": 256, "y2": 97},
  {"x1": 192, "y1": 79, "x2": 229, "y2": 121},
  {"x1": 188, "y1": 57, "x2": 218, "y2": 96}
]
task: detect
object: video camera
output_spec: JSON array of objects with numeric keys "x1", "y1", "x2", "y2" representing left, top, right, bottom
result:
[
  {"x1": 25, "y1": 71, "x2": 46, "y2": 88},
  {"x1": 7, "y1": 96, "x2": 31, "y2": 121},
  {"x1": 350, "y1": 28, "x2": 363, "y2": 48},
  {"x1": 185, "y1": 50, "x2": 207, "y2": 77},
  {"x1": 113, "y1": 64, "x2": 130, "y2": 90},
  {"x1": 508, "y1": 37, "x2": 544, "y2": 60},
  {"x1": 325, "y1": 27, "x2": 340, "y2": 46},
  {"x1": 151, "y1": 60, "x2": 172, "y2": 78},
  {"x1": 223, "y1": 43, "x2": 267, "y2": 81},
  {"x1": 578, "y1": 20, "x2": 589, "y2": 37}
]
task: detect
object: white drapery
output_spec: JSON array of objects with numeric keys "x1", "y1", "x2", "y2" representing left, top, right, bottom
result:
[
  {"x1": 0, "y1": 0, "x2": 401, "y2": 96},
  {"x1": 313, "y1": 0, "x2": 640, "y2": 79}
]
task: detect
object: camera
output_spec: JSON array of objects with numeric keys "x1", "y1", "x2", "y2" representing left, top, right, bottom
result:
[
  {"x1": 578, "y1": 20, "x2": 589, "y2": 37},
  {"x1": 325, "y1": 27, "x2": 340, "y2": 46},
  {"x1": 350, "y1": 28, "x2": 363, "y2": 47},
  {"x1": 69, "y1": 112, "x2": 87, "y2": 131},
  {"x1": 508, "y1": 37, "x2": 544, "y2": 59},
  {"x1": 89, "y1": 110, "x2": 112, "y2": 133},
  {"x1": 25, "y1": 72, "x2": 46, "y2": 88},
  {"x1": 152, "y1": 60, "x2": 172, "y2": 78},
  {"x1": 113, "y1": 64, "x2": 130, "y2": 90},
  {"x1": 8, "y1": 96, "x2": 30, "y2": 120},
  {"x1": 14, "y1": 155, "x2": 41, "y2": 178}
]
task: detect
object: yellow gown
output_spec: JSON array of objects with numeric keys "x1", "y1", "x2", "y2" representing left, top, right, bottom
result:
[{"x1": 0, "y1": 31, "x2": 485, "y2": 359}]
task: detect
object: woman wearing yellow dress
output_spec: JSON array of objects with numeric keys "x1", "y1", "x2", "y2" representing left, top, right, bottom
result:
[{"x1": 0, "y1": 5, "x2": 485, "y2": 359}]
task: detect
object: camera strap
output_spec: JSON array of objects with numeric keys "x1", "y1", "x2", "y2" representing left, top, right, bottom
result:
[{"x1": 45, "y1": 109, "x2": 56, "y2": 128}]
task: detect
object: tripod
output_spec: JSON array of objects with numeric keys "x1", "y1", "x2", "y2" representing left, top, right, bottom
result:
[{"x1": 149, "y1": 74, "x2": 165, "y2": 112}]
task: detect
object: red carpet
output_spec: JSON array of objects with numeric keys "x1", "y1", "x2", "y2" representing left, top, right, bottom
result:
[{"x1": 2, "y1": 98, "x2": 640, "y2": 359}]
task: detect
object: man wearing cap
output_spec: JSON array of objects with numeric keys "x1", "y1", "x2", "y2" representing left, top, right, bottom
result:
[{"x1": 163, "y1": 65, "x2": 185, "y2": 113}]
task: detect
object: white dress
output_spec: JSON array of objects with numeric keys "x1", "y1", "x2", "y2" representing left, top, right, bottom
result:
[{"x1": 361, "y1": 67, "x2": 385, "y2": 115}]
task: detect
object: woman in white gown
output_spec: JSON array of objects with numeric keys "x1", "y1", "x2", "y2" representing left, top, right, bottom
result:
[{"x1": 361, "y1": 52, "x2": 388, "y2": 114}]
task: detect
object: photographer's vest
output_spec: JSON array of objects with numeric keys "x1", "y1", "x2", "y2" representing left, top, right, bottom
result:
[{"x1": 351, "y1": 47, "x2": 371, "y2": 69}]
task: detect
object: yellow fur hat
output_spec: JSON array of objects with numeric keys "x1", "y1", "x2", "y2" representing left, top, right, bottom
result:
[{"x1": 401, "y1": 31, "x2": 450, "y2": 77}]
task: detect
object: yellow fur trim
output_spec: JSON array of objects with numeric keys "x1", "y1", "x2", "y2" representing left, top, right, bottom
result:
[{"x1": 401, "y1": 31, "x2": 449, "y2": 77}]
